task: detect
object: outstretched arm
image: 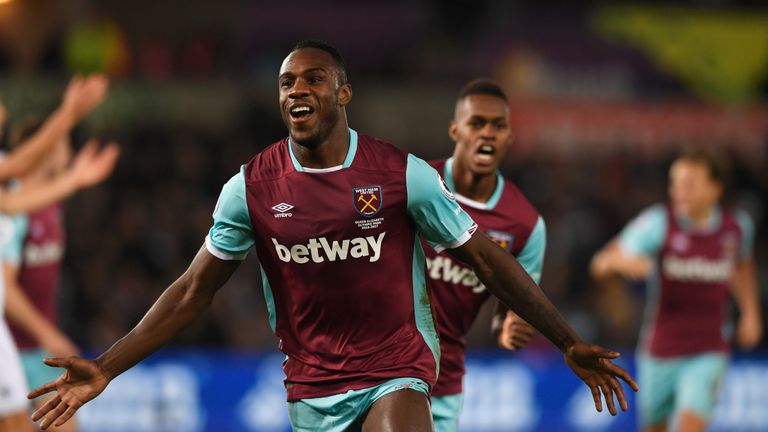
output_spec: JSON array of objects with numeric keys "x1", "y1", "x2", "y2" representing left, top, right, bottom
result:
[
  {"x1": 28, "y1": 246, "x2": 241, "y2": 430},
  {"x1": 0, "y1": 140, "x2": 120, "y2": 214},
  {"x1": 590, "y1": 240, "x2": 652, "y2": 281},
  {"x1": 450, "y1": 233, "x2": 638, "y2": 415},
  {"x1": 0, "y1": 75, "x2": 109, "y2": 180}
]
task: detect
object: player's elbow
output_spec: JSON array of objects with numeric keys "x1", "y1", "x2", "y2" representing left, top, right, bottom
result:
[{"x1": 179, "y1": 274, "x2": 216, "y2": 313}]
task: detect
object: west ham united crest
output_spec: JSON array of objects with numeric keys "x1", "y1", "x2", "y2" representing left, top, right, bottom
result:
[
  {"x1": 487, "y1": 230, "x2": 514, "y2": 252},
  {"x1": 353, "y1": 186, "x2": 383, "y2": 217}
]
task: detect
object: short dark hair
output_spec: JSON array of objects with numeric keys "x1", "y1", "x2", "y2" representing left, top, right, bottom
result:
[
  {"x1": 677, "y1": 148, "x2": 730, "y2": 186},
  {"x1": 457, "y1": 78, "x2": 508, "y2": 103},
  {"x1": 292, "y1": 39, "x2": 348, "y2": 84},
  {"x1": 8, "y1": 115, "x2": 45, "y2": 151}
]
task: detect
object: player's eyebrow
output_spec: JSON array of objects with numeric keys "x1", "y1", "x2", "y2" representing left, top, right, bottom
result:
[
  {"x1": 279, "y1": 67, "x2": 329, "y2": 80},
  {"x1": 469, "y1": 114, "x2": 507, "y2": 122}
]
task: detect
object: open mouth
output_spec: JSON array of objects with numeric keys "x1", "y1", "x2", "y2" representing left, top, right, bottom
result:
[
  {"x1": 475, "y1": 144, "x2": 496, "y2": 164},
  {"x1": 289, "y1": 104, "x2": 315, "y2": 120},
  {"x1": 477, "y1": 145, "x2": 495, "y2": 156}
]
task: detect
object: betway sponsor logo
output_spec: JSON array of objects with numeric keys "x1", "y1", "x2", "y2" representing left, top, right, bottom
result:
[
  {"x1": 426, "y1": 256, "x2": 485, "y2": 293},
  {"x1": 24, "y1": 242, "x2": 64, "y2": 267},
  {"x1": 662, "y1": 255, "x2": 733, "y2": 283},
  {"x1": 272, "y1": 233, "x2": 385, "y2": 264}
]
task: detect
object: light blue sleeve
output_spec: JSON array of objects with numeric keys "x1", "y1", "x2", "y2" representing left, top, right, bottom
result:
[
  {"x1": 205, "y1": 166, "x2": 255, "y2": 260},
  {"x1": 734, "y1": 209, "x2": 755, "y2": 260},
  {"x1": 0, "y1": 212, "x2": 29, "y2": 266},
  {"x1": 617, "y1": 204, "x2": 667, "y2": 258},
  {"x1": 406, "y1": 154, "x2": 476, "y2": 252},
  {"x1": 516, "y1": 216, "x2": 546, "y2": 284}
]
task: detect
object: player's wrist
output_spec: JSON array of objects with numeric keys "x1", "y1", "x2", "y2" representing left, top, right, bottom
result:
[
  {"x1": 52, "y1": 105, "x2": 79, "y2": 129},
  {"x1": 94, "y1": 355, "x2": 119, "y2": 382},
  {"x1": 560, "y1": 336, "x2": 582, "y2": 355}
]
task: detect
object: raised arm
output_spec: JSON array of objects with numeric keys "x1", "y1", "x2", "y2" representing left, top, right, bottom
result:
[
  {"x1": 28, "y1": 246, "x2": 241, "y2": 430},
  {"x1": 0, "y1": 75, "x2": 108, "y2": 180},
  {"x1": 0, "y1": 140, "x2": 120, "y2": 214},
  {"x1": 449, "y1": 233, "x2": 638, "y2": 415}
]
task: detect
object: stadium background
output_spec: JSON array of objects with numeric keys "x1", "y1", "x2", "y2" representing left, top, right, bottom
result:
[{"x1": 1, "y1": 1, "x2": 767, "y2": 430}]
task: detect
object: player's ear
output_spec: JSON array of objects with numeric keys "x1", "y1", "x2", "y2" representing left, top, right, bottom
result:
[
  {"x1": 448, "y1": 120, "x2": 458, "y2": 142},
  {"x1": 338, "y1": 83, "x2": 352, "y2": 106}
]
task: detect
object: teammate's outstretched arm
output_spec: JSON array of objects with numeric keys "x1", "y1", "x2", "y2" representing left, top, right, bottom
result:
[
  {"x1": 27, "y1": 247, "x2": 241, "y2": 430},
  {"x1": 449, "y1": 233, "x2": 639, "y2": 415},
  {"x1": 590, "y1": 240, "x2": 652, "y2": 281},
  {"x1": 0, "y1": 139, "x2": 120, "y2": 214},
  {"x1": 0, "y1": 74, "x2": 108, "y2": 181}
]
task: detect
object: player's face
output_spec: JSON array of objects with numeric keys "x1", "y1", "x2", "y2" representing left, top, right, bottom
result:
[
  {"x1": 449, "y1": 95, "x2": 511, "y2": 176},
  {"x1": 278, "y1": 48, "x2": 352, "y2": 147},
  {"x1": 669, "y1": 160, "x2": 722, "y2": 218}
]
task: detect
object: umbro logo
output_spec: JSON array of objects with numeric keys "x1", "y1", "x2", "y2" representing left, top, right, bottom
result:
[{"x1": 272, "y1": 203, "x2": 294, "y2": 218}]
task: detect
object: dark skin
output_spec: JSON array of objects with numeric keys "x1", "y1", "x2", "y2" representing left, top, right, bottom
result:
[
  {"x1": 449, "y1": 94, "x2": 537, "y2": 349},
  {"x1": 28, "y1": 48, "x2": 638, "y2": 431}
]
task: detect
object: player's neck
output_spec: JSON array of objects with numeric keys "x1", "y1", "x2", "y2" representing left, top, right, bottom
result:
[
  {"x1": 688, "y1": 205, "x2": 715, "y2": 228},
  {"x1": 451, "y1": 158, "x2": 497, "y2": 203},
  {"x1": 290, "y1": 120, "x2": 350, "y2": 169}
]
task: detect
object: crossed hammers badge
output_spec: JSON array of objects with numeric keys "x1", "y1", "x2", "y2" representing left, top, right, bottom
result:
[{"x1": 353, "y1": 186, "x2": 382, "y2": 217}]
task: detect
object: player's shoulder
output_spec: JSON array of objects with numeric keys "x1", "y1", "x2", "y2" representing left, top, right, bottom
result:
[
  {"x1": 426, "y1": 158, "x2": 448, "y2": 173},
  {"x1": 722, "y1": 207, "x2": 753, "y2": 233},
  {"x1": 353, "y1": 134, "x2": 409, "y2": 172},
  {"x1": 244, "y1": 138, "x2": 291, "y2": 182},
  {"x1": 496, "y1": 177, "x2": 539, "y2": 225},
  {"x1": 636, "y1": 202, "x2": 669, "y2": 221}
]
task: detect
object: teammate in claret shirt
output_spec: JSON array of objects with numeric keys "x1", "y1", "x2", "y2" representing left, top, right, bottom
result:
[
  {"x1": 29, "y1": 40, "x2": 637, "y2": 432},
  {"x1": 0, "y1": 75, "x2": 114, "y2": 432},
  {"x1": 425, "y1": 79, "x2": 545, "y2": 432},
  {"x1": 591, "y1": 150, "x2": 762, "y2": 432}
]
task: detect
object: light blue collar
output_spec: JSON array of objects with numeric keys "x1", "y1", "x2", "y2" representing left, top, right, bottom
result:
[
  {"x1": 676, "y1": 205, "x2": 723, "y2": 233},
  {"x1": 444, "y1": 157, "x2": 504, "y2": 210},
  {"x1": 288, "y1": 128, "x2": 358, "y2": 172}
]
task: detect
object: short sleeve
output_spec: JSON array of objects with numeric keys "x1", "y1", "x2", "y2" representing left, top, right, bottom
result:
[
  {"x1": 516, "y1": 216, "x2": 546, "y2": 284},
  {"x1": 0, "y1": 212, "x2": 28, "y2": 266},
  {"x1": 617, "y1": 204, "x2": 667, "y2": 258},
  {"x1": 406, "y1": 154, "x2": 476, "y2": 253},
  {"x1": 734, "y1": 209, "x2": 755, "y2": 260},
  {"x1": 206, "y1": 166, "x2": 255, "y2": 260}
]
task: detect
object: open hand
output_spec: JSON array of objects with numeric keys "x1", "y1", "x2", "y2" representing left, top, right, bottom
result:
[
  {"x1": 564, "y1": 342, "x2": 639, "y2": 416},
  {"x1": 61, "y1": 74, "x2": 109, "y2": 120},
  {"x1": 28, "y1": 357, "x2": 110, "y2": 430},
  {"x1": 70, "y1": 139, "x2": 120, "y2": 189}
]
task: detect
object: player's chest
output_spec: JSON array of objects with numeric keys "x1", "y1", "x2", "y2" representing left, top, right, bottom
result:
[
  {"x1": 247, "y1": 172, "x2": 408, "y2": 243},
  {"x1": 663, "y1": 228, "x2": 739, "y2": 260},
  {"x1": 660, "y1": 228, "x2": 740, "y2": 284}
]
